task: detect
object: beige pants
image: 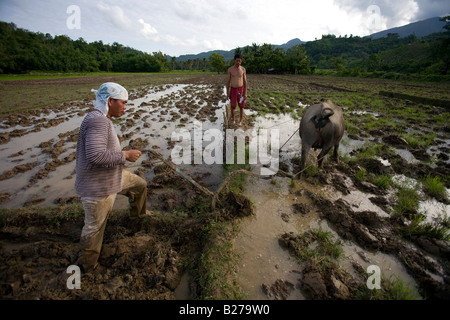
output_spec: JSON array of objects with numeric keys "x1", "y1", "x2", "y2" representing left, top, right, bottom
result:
[{"x1": 77, "y1": 170, "x2": 147, "y2": 271}]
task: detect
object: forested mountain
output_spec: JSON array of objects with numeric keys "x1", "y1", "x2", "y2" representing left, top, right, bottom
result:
[
  {"x1": 0, "y1": 16, "x2": 448, "y2": 78},
  {"x1": 175, "y1": 38, "x2": 305, "y2": 62},
  {"x1": 303, "y1": 32, "x2": 450, "y2": 76},
  {"x1": 369, "y1": 16, "x2": 446, "y2": 39}
]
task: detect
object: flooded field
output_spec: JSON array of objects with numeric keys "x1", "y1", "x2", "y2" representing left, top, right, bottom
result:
[{"x1": 0, "y1": 73, "x2": 449, "y2": 300}]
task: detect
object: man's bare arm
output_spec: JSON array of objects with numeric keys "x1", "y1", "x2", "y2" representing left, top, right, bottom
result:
[
  {"x1": 226, "y1": 69, "x2": 231, "y2": 98},
  {"x1": 243, "y1": 68, "x2": 247, "y2": 97}
]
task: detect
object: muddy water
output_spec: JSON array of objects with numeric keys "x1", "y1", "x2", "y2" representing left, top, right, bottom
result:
[
  {"x1": 234, "y1": 176, "x2": 323, "y2": 299},
  {"x1": 0, "y1": 84, "x2": 228, "y2": 208},
  {"x1": 392, "y1": 174, "x2": 450, "y2": 225},
  {"x1": 234, "y1": 174, "x2": 423, "y2": 299},
  {"x1": 232, "y1": 110, "x2": 426, "y2": 299}
]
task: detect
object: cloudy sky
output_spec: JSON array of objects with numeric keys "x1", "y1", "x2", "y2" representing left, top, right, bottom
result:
[{"x1": 0, "y1": 0, "x2": 448, "y2": 57}]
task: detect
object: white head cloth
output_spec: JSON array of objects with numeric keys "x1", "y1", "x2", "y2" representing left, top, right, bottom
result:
[{"x1": 91, "y1": 82, "x2": 128, "y2": 116}]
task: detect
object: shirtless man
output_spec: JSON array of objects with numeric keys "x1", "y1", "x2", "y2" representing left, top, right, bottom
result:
[{"x1": 226, "y1": 54, "x2": 247, "y2": 126}]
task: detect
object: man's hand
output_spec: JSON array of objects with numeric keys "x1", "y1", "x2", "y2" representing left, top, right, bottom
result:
[{"x1": 124, "y1": 150, "x2": 142, "y2": 162}]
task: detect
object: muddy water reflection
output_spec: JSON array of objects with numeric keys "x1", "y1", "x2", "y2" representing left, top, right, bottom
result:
[
  {"x1": 0, "y1": 84, "x2": 227, "y2": 208},
  {"x1": 235, "y1": 174, "x2": 424, "y2": 299},
  {"x1": 234, "y1": 177, "x2": 318, "y2": 300}
]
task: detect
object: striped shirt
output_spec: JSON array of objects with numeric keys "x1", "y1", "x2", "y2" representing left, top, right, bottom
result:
[{"x1": 75, "y1": 109, "x2": 126, "y2": 197}]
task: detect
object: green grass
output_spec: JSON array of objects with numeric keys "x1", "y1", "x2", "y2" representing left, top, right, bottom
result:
[
  {"x1": 422, "y1": 175, "x2": 448, "y2": 201},
  {"x1": 402, "y1": 132, "x2": 436, "y2": 149},
  {"x1": 392, "y1": 186, "x2": 420, "y2": 217},
  {"x1": 303, "y1": 163, "x2": 320, "y2": 177},
  {"x1": 369, "y1": 174, "x2": 393, "y2": 190},
  {"x1": 400, "y1": 214, "x2": 450, "y2": 241},
  {"x1": 344, "y1": 124, "x2": 360, "y2": 135},
  {"x1": 353, "y1": 166, "x2": 392, "y2": 190},
  {"x1": 355, "y1": 143, "x2": 385, "y2": 160},
  {"x1": 355, "y1": 168, "x2": 367, "y2": 181},
  {"x1": 196, "y1": 219, "x2": 245, "y2": 300},
  {"x1": 354, "y1": 276, "x2": 421, "y2": 300},
  {"x1": 247, "y1": 90, "x2": 305, "y2": 117},
  {"x1": 287, "y1": 228, "x2": 343, "y2": 270},
  {"x1": 222, "y1": 145, "x2": 252, "y2": 193}
]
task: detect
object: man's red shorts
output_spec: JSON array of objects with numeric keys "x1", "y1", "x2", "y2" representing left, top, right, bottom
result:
[{"x1": 230, "y1": 87, "x2": 246, "y2": 110}]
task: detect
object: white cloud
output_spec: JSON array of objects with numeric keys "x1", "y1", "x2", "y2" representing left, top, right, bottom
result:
[
  {"x1": 170, "y1": 0, "x2": 228, "y2": 22},
  {"x1": 203, "y1": 39, "x2": 225, "y2": 50},
  {"x1": 96, "y1": 2, "x2": 132, "y2": 31},
  {"x1": 138, "y1": 18, "x2": 159, "y2": 41},
  {"x1": 333, "y1": 0, "x2": 420, "y2": 30},
  {"x1": 137, "y1": 17, "x2": 199, "y2": 49},
  {"x1": 161, "y1": 34, "x2": 199, "y2": 48},
  {"x1": 162, "y1": 34, "x2": 186, "y2": 46}
]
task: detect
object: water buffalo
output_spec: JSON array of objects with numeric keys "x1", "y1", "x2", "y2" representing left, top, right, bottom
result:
[{"x1": 298, "y1": 100, "x2": 345, "y2": 173}]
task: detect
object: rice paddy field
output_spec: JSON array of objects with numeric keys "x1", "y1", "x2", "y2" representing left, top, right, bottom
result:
[{"x1": 0, "y1": 72, "x2": 449, "y2": 301}]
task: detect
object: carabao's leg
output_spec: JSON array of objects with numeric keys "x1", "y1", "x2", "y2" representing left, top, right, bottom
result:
[
  {"x1": 333, "y1": 143, "x2": 340, "y2": 163},
  {"x1": 317, "y1": 146, "x2": 333, "y2": 168},
  {"x1": 300, "y1": 144, "x2": 311, "y2": 173}
]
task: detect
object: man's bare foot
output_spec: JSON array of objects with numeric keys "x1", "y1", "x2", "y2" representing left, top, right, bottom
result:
[{"x1": 239, "y1": 121, "x2": 242, "y2": 126}]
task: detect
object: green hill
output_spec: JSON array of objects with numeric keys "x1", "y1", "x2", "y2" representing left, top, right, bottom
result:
[
  {"x1": 0, "y1": 21, "x2": 171, "y2": 74},
  {"x1": 0, "y1": 16, "x2": 448, "y2": 79},
  {"x1": 174, "y1": 38, "x2": 305, "y2": 62}
]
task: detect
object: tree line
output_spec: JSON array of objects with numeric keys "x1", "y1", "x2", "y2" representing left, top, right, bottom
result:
[
  {"x1": 0, "y1": 22, "x2": 170, "y2": 73},
  {"x1": 208, "y1": 44, "x2": 311, "y2": 74},
  {"x1": 1, "y1": 18, "x2": 449, "y2": 78},
  {"x1": 0, "y1": 21, "x2": 311, "y2": 75}
]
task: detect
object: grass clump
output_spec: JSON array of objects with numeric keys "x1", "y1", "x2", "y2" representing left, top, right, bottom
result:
[
  {"x1": 355, "y1": 143, "x2": 384, "y2": 160},
  {"x1": 303, "y1": 163, "x2": 320, "y2": 177},
  {"x1": 354, "y1": 168, "x2": 367, "y2": 181},
  {"x1": 402, "y1": 132, "x2": 436, "y2": 149},
  {"x1": 285, "y1": 228, "x2": 343, "y2": 270},
  {"x1": 354, "y1": 276, "x2": 421, "y2": 300},
  {"x1": 392, "y1": 186, "x2": 420, "y2": 217},
  {"x1": 400, "y1": 214, "x2": 450, "y2": 241},
  {"x1": 422, "y1": 175, "x2": 448, "y2": 201},
  {"x1": 222, "y1": 145, "x2": 251, "y2": 193},
  {"x1": 369, "y1": 174, "x2": 393, "y2": 190}
]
